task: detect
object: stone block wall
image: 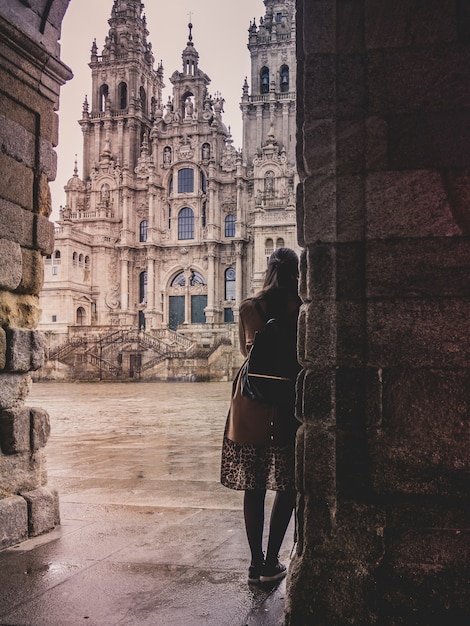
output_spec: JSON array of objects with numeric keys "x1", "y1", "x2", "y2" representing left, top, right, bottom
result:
[
  {"x1": 287, "y1": 1, "x2": 470, "y2": 623},
  {"x1": 0, "y1": 0, "x2": 71, "y2": 548}
]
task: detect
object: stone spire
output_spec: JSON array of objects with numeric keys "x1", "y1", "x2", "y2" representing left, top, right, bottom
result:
[
  {"x1": 182, "y1": 21, "x2": 199, "y2": 76},
  {"x1": 95, "y1": 0, "x2": 154, "y2": 68}
]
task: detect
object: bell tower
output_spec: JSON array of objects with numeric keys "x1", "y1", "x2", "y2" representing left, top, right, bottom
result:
[
  {"x1": 80, "y1": 0, "x2": 164, "y2": 182},
  {"x1": 241, "y1": 0, "x2": 298, "y2": 291}
]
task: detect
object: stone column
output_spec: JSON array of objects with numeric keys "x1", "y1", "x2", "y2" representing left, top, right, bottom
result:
[
  {"x1": 0, "y1": 0, "x2": 71, "y2": 548},
  {"x1": 120, "y1": 251, "x2": 130, "y2": 311},
  {"x1": 285, "y1": 2, "x2": 470, "y2": 624},
  {"x1": 147, "y1": 189, "x2": 156, "y2": 242},
  {"x1": 235, "y1": 242, "x2": 243, "y2": 306},
  {"x1": 256, "y1": 104, "x2": 263, "y2": 150},
  {"x1": 147, "y1": 252, "x2": 155, "y2": 311},
  {"x1": 183, "y1": 267, "x2": 191, "y2": 324},
  {"x1": 205, "y1": 243, "x2": 216, "y2": 324}
]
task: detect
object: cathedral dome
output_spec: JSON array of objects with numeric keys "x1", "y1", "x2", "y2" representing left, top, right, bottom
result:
[{"x1": 65, "y1": 160, "x2": 85, "y2": 191}]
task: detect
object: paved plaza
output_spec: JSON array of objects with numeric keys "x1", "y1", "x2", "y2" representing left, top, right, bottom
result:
[{"x1": 0, "y1": 382, "x2": 294, "y2": 625}]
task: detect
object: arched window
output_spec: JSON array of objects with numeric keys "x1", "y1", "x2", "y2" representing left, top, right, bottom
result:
[
  {"x1": 190, "y1": 271, "x2": 206, "y2": 286},
  {"x1": 225, "y1": 268, "x2": 236, "y2": 300},
  {"x1": 72, "y1": 252, "x2": 77, "y2": 266},
  {"x1": 140, "y1": 86, "x2": 147, "y2": 115},
  {"x1": 280, "y1": 65, "x2": 289, "y2": 92},
  {"x1": 276, "y1": 237, "x2": 285, "y2": 249},
  {"x1": 84, "y1": 256, "x2": 90, "y2": 268},
  {"x1": 139, "y1": 220, "x2": 148, "y2": 242},
  {"x1": 178, "y1": 207, "x2": 194, "y2": 240},
  {"x1": 224, "y1": 214, "x2": 235, "y2": 237},
  {"x1": 54, "y1": 250, "x2": 61, "y2": 259},
  {"x1": 178, "y1": 168, "x2": 194, "y2": 193},
  {"x1": 139, "y1": 271, "x2": 148, "y2": 304},
  {"x1": 260, "y1": 66, "x2": 270, "y2": 94},
  {"x1": 265, "y1": 238, "x2": 274, "y2": 258},
  {"x1": 78, "y1": 254, "x2": 84, "y2": 267},
  {"x1": 99, "y1": 84, "x2": 109, "y2": 112},
  {"x1": 118, "y1": 81, "x2": 127, "y2": 109},
  {"x1": 171, "y1": 271, "x2": 186, "y2": 287},
  {"x1": 76, "y1": 307, "x2": 86, "y2": 325}
]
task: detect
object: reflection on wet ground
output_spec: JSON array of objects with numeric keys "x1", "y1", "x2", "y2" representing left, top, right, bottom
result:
[{"x1": 0, "y1": 382, "x2": 292, "y2": 625}]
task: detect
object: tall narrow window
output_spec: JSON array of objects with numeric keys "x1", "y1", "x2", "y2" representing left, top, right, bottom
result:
[
  {"x1": 224, "y1": 214, "x2": 235, "y2": 237},
  {"x1": 169, "y1": 175, "x2": 173, "y2": 194},
  {"x1": 178, "y1": 168, "x2": 194, "y2": 193},
  {"x1": 201, "y1": 171, "x2": 207, "y2": 193},
  {"x1": 178, "y1": 207, "x2": 194, "y2": 240},
  {"x1": 139, "y1": 220, "x2": 148, "y2": 242},
  {"x1": 225, "y1": 268, "x2": 236, "y2": 300},
  {"x1": 99, "y1": 84, "x2": 109, "y2": 112},
  {"x1": 261, "y1": 67, "x2": 270, "y2": 94},
  {"x1": 276, "y1": 237, "x2": 285, "y2": 249},
  {"x1": 139, "y1": 271, "x2": 148, "y2": 304},
  {"x1": 280, "y1": 65, "x2": 289, "y2": 93},
  {"x1": 118, "y1": 82, "x2": 127, "y2": 109},
  {"x1": 76, "y1": 307, "x2": 86, "y2": 325},
  {"x1": 265, "y1": 238, "x2": 274, "y2": 259},
  {"x1": 140, "y1": 86, "x2": 147, "y2": 115},
  {"x1": 202, "y1": 201, "x2": 207, "y2": 228}
]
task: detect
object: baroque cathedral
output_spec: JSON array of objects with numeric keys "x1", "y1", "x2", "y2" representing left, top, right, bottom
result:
[{"x1": 39, "y1": 0, "x2": 298, "y2": 380}]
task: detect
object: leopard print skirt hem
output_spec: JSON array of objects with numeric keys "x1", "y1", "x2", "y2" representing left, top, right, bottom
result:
[{"x1": 220, "y1": 435, "x2": 295, "y2": 491}]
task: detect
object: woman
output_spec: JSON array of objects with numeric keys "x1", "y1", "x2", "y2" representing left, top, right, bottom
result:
[{"x1": 221, "y1": 247, "x2": 301, "y2": 584}]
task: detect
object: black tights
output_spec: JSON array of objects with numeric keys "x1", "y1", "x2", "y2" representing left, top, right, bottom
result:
[{"x1": 243, "y1": 489, "x2": 296, "y2": 566}]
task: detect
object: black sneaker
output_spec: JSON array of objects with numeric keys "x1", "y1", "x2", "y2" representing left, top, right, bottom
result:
[
  {"x1": 248, "y1": 562, "x2": 264, "y2": 584},
  {"x1": 259, "y1": 560, "x2": 287, "y2": 583}
]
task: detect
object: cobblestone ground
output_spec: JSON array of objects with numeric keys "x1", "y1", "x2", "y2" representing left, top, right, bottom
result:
[{"x1": 0, "y1": 382, "x2": 292, "y2": 626}]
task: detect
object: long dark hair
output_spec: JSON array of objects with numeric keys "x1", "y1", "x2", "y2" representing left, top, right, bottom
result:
[
  {"x1": 260, "y1": 247, "x2": 299, "y2": 294},
  {"x1": 257, "y1": 248, "x2": 300, "y2": 316}
]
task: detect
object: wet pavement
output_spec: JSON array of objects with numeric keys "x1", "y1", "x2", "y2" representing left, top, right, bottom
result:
[{"x1": 0, "y1": 382, "x2": 294, "y2": 625}]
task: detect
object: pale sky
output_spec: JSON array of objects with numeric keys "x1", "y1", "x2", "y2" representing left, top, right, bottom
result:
[{"x1": 51, "y1": 0, "x2": 264, "y2": 219}]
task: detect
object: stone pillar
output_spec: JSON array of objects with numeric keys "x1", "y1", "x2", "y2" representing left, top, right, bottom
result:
[
  {"x1": 205, "y1": 243, "x2": 216, "y2": 324},
  {"x1": 183, "y1": 268, "x2": 191, "y2": 324},
  {"x1": 147, "y1": 253, "x2": 155, "y2": 311},
  {"x1": 285, "y1": 1, "x2": 470, "y2": 624},
  {"x1": 235, "y1": 242, "x2": 243, "y2": 307},
  {"x1": 0, "y1": 0, "x2": 71, "y2": 548},
  {"x1": 120, "y1": 251, "x2": 129, "y2": 311}
]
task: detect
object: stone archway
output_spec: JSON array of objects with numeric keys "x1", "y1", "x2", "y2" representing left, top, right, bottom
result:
[{"x1": 0, "y1": 2, "x2": 469, "y2": 624}]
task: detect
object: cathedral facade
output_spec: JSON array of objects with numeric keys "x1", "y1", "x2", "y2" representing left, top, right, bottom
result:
[{"x1": 39, "y1": 0, "x2": 298, "y2": 380}]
